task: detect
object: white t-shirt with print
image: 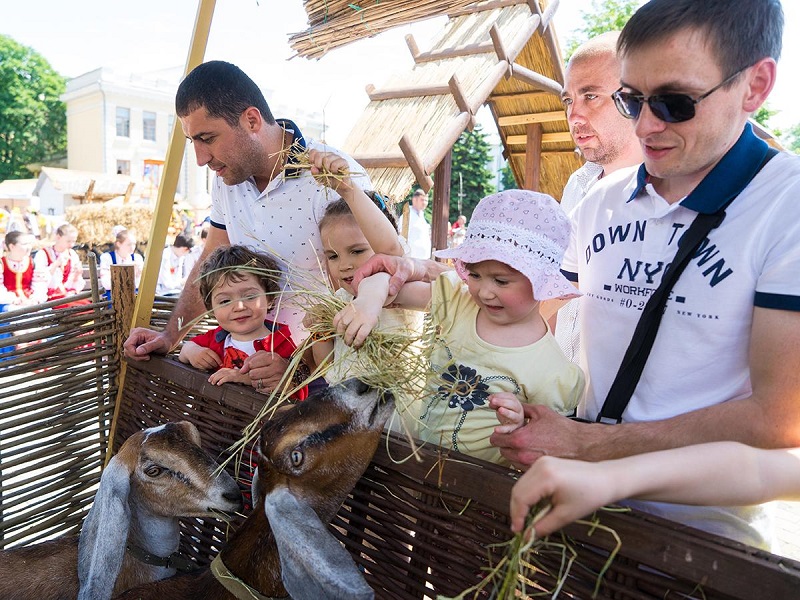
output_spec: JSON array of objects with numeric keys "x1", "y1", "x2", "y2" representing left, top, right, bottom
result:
[{"x1": 562, "y1": 132, "x2": 800, "y2": 549}]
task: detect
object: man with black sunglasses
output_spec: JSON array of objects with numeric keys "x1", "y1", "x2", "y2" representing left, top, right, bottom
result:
[
  {"x1": 491, "y1": 0, "x2": 800, "y2": 550},
  {"x1": 554, "y1": 32, "x2": 642, "y2": 364}
]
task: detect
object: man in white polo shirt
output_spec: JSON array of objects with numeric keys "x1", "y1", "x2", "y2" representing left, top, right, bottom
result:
[
  {"x1": 124, "y1": 61, "x2": 369, "y2": 393},
  {"x1": 554, "y1": 31, "x2": 642, "y2": 364},
  {"x1": 491, "y1": 0, "x2": 800, "y2": 549}
]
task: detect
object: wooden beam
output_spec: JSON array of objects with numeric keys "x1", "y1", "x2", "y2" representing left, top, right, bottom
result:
[
  {"x1": 524, "y1": 123, "x2": 543, "y2": 191},
  {"x1": 108, "y1": 0, "x2": 217, "y2": 463},
  {"x1": 489, "y1": 23, "x2": 510, "y2": 70},
  {"x1": 506, "y1": 131, "x2": 573, "y2": 145},
  {"x1": 399, "y1": 135, "x2": 433, "y2": 192},
  {"x1": 432, "y1": 151, "x2": 452, "y2": 256},
  {"x1": 490, "y1": 90, "x2": 549, "y2": 101},
  {"x1": 534, "y1": 0, "x2": 566, "y2": 84},
  {"x1": 123, "y1": 181, "x2": 135, "y2": 203},
  {"x1": 350, "y1": 153, "x2": 408, "y2": 169},
  {"x1": 365, "y1": 82, "x2": 450, "y2": 101},
  {"x1": 510, "y1": 62, "x2": 562, "y2": 96},
  {"x1": 540, "y1": 0, "x2": 559, "y2": 31},
  {"x1": 497, "y1": 111, "x2": 566, "y2": 127},
  {"x1": 424, "y1": 112, "x2": 472, "y2": 176},
  {"x1": 405, "y1": 33, "x2": 421, "y2": 61},
  {"x1": 411, "y1": 40, "x2": 494, "y2": 64},
  {"x1": 84, "y1": 180, "x2": 96, "y2": 203},
  {"x1": 448, "y1": 75, "x2": 475, "y2": 130},
  {"x1": 504, "y1": 14, "x2": 541, "y2": 67},
  {"x1": 469, "y1": 61, "x2": 509, "y2": 115}
]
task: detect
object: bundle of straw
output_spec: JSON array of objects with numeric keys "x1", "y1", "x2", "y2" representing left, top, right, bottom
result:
[
  {"x1": 297, "y1": 289, "x2": 434, "y2": 403},
  {"x1": 289, "y1": 0, "x2": 479, "y2": 59},
  {"x1": 441, "y1": 504, "x2": 623, "y2": 600}
]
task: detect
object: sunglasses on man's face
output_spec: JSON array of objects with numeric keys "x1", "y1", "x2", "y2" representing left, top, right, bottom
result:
[{"x1": 611, "y1": 68, "x2": 745, "y2": 123}]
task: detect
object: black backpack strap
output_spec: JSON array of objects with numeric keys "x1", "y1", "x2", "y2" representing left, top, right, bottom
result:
[{"x1": 596, "y1": 147, "x2": 778, "y2": 423}]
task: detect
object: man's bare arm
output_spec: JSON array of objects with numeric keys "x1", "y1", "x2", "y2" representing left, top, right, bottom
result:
[
  {"x1": 352, "y1": 254, "x2": 451, "y2": 296},
  {"x1": 123, "y1": 226, "x2": 229, "y2": 360},
  {"x1": 493, "y1": 306, "x2": 800, "y2": 466}
]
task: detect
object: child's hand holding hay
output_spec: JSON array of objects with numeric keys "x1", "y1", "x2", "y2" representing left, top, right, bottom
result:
[
  {"x1": 333, "y1": 273, "x2": 392, "y2": 348},
  {"x1": 308, "y1": 149, "x2": 355, "y2": 196}
]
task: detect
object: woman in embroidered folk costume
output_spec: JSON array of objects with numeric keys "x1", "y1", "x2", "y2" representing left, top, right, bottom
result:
[
  {"x1": 0, "y1": 231, "x2": 39, "y2": 309},
  {"x1": 98, "y1": 226, "x2": 144, "y2": 295},
  {"x1": 334, "y1": 190, "x2": 584, "y2": 466},
  {"x1": 32, "y1": 223, "x2": 86, "y2": 304},
  {"x1": 178, "y1": 244, "x2": 307, "y2": 400}
]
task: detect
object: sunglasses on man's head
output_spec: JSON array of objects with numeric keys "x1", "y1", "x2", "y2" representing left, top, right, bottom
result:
[{"x1": 611, "y1": 68, "x2": 746, "y2": 123}]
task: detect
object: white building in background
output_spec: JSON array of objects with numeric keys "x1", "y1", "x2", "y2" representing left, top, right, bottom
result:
[
  {"x1": 61, "y1": 66, "x2": 206, "y2": 208},
  {"x1": 60, "y1": 67, "x2": 324, "y2": 210}
]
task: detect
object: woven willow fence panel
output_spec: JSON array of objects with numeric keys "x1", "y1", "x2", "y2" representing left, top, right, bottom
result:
[
  {"x1": 0, "y1": 291, "x2": 116, "y2": 549},
  {"x1": 115, "y1": 357, "x2": 800, "y2": 600}
]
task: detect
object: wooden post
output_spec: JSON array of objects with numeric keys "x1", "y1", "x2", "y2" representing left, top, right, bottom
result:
[
  {"x1": 111, "y1": 265, "x2": 136, "y2": 368},
  {"x1": 399, "y1": 135, "x2": 434, "y2": 192},
  {"x1": 107, "y1": 265, "x2": 136, "y2": 455},
  {"x1": 108, "y1": 0, "x2": 217, "y2": 464},
  {"x1": 524, "y1": 123, "x2": 543, "y2": 191},
  {"x1": 432, "y1": 150, "x2": 452, "y2": 256}
]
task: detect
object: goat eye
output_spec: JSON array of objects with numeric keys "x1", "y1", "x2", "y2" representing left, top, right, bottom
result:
[
  {"x1": 290, "y1": 449, "x2": 304, "y2": 467},
  {"x1": 144, "y1": 465, "x2": 164, "y2": 477}
]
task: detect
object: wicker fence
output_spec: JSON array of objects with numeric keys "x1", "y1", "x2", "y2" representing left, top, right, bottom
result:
[
  {"x1": 114, "y1": 356, "x2": 800, "y2": 600},
  {"x1": 0, "y1": 283, "x2": 114, "y2": 548},
  {"x1": 3, "y1": 264, "x2": 800, "y2": 598}
]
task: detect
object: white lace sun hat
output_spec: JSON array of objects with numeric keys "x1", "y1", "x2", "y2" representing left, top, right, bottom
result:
[{"x1": 434, "y1": 190, "x2": 580, "y2": 301}]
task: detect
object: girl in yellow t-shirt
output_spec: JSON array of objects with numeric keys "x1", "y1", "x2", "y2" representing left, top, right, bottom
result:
[{"x1": 334, "y1": 190, "x2": 584, "y2": 466}]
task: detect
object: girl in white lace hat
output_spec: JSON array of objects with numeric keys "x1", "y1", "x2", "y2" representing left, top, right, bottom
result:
[{"x1": 334, "y1": 189, "x2": 584, "y2": 467}]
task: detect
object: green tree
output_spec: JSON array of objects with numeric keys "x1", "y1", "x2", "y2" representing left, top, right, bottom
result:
[
  {"x1": 449, "y1": 124, "x2": 493, "y2": 219},
  {"x1": 782, "y1": 122, "x2": 800, "y2": 155},
  {"x1": 752, "y1": 104, "x2": 778, "y2": 129},
  {"x1": 0, "y1": 35, "x2": 67, "y2": 180},
  {"x1": 564, "y1": 0, "x2": 643, "y2": 60},
  {"x1": 499, "y1": 163, "x2": 517, "y2": 191}
]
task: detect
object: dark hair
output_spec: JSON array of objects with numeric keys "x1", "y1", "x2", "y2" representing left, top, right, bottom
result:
[
  {"x1": 173, "y1": 234, "x2": 195, "y2": 250},
  {"x1": 176, "y1": 61, "x2": 275, "y2": 128},
  {"x1": 619, "y1": 0, "x2": 783, "y2": 79},
  {"x1": 4, "y1": 231, "x2": 28, "y2": 248},
  {"x1": 198, "y1": 245, "x2": 282, "y2": 310},
  {"x1": 318, "y1": 191, "x2": 398, "y2": 234}
]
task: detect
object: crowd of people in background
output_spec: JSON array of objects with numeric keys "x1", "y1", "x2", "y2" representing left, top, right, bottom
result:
[{"x1": 0, "y1": 210, "x2": 212, "y2": 312}]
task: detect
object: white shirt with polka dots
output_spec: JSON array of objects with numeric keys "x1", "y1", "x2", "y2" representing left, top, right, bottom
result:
[{"x1": 209, "y1": 128, "x2": 371, "y2": 339}]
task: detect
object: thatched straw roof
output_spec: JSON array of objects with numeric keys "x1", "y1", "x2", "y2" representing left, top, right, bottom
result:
[
  {"x1": 290, "y1": 0, "x2": 479, "y2": 59},
  {"x1": 339, "y1": 0, "x2": 580, "y2": 203}
]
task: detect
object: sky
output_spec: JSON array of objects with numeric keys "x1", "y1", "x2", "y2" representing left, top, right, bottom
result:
[{"x1": 2, "y1": 0, "x2": 799, "y2": 147}]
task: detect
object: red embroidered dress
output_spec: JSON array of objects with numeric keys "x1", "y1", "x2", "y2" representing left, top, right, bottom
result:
[
  {"x1": 1, "y1": 256, "x2": 34, "y2": 303},
  {"x1": 188, "y1": 320, "x2": 308, "y2": 400}
]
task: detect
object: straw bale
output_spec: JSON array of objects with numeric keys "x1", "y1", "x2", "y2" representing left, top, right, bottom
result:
[{"x1": 65, "y1": 204, "x2": 155, "y2": 246}]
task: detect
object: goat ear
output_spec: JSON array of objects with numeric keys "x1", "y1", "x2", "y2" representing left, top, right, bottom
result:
[
  {"x1": 264, "y1": 487, "x2": 374, "y2": 600},
  {"x1": 77, "y1": 452, "x2": 133, "y2": 600}
]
